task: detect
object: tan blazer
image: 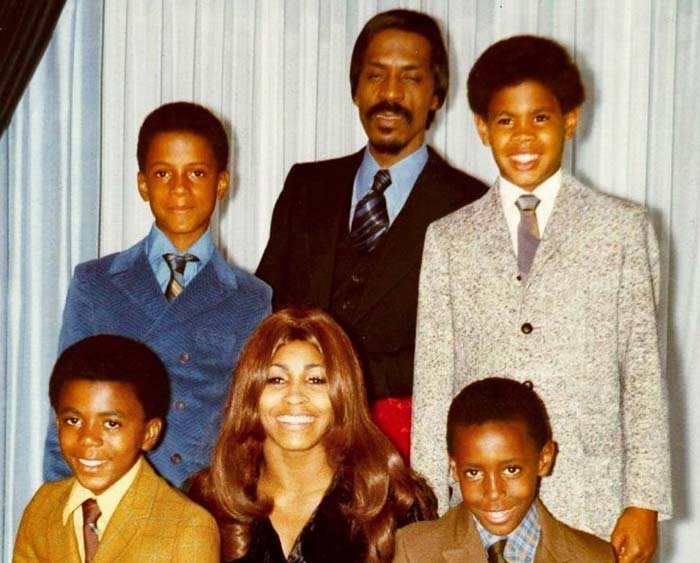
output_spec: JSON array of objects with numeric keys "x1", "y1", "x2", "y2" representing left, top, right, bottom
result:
[
  {"x1": 14, "y1": 460, "x2": 219, "y2": 562},
  {"x1": 393, "y1": 499, "x2": 615, "y2": 563},
  {"x1": 412, "y1": 173, "x2": 671, "y2": 537}
]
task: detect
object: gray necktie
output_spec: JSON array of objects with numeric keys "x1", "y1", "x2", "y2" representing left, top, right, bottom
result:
[{"x1": 516, "y1": 194, "x2": 541, "y2": 279}]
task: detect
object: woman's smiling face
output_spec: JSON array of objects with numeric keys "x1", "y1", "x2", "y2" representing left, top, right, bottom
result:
[{"x1": 258, "y1": 341, "x2": 334, "y2": 457}]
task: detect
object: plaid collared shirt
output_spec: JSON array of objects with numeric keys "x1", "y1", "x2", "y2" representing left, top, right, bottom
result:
[{"x1": 474, "y1": 502, "x2": 541, "y2": 563}]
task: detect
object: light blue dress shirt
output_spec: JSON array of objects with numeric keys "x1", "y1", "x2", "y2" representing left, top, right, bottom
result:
[
  {"x1": 145, "y1": 224, "x2": 214, "y2": 292},
  {"x1": 350, "y1": 144, "x2": 429, "y2": 226}
]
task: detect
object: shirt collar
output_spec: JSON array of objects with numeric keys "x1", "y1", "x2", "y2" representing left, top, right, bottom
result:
[
  {"x1": 62, "y1": 457, "x2": 143, "y2": 529},
  {"x1": 355, "y1": 143, "x2": 429, "y2": 202},
  {"x1": 474, "y1": 502, "x2": 541, "y2": 563},
  {"x1": 145, "y1": 223, "x2": 214, "y2": 266},
  {"x1": 499, "y1": 169, "x2": 562, "y2": 208}
]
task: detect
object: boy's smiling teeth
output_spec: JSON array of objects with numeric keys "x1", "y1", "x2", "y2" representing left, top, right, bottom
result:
[
  {"x1": 482, "y1": 507, "x2": 515, "y2": 523},
  {"x1": 510, "y1": 153, "x2": 538, "y2": 164},
  {"x1": 79, "y1": 458, "x2": 106, "y2": 468}
]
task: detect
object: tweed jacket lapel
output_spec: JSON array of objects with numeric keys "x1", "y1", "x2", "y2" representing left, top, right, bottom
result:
[
  {"x1": 308, "y1": 150, "x2": 363, "y2": 308},
  {"x1": 108, "y1": 238, "x2": 167, "y2": 322},
  {"x1": 353, "y1": 148, "x2": 462, "y2": 321},
  {"x1": 472, "y1": 184, "x2": 517, "y2": 282},
  {"x1": 93, "y1": 462, "x2": 157, "y2": 562},
  {"x1": 46, "y1": 483, "x2": 82, "y2": 562},
  {"x1": 527, "y1": 172, "x2": 587, "y2": 284},
  {"x1": 477, "y1": 173, "x2": 589, "y2": 286}
]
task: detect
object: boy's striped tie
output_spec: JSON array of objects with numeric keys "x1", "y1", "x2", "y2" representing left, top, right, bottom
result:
[{"x1": 163, "y1": 253, "x2": 199, "y2": 301}]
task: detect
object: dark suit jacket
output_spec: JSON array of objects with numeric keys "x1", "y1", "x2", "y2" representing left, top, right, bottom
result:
[
  {"x1": 14, "y1": 460, "x2": 219, "y2": 562},
  {"x1": 256, "y1": 147, "x2": 487, "y2": 399},
  {"x1": 393, "y1": 499, "x2": 615, "y2": 563},
  {"x1": 43, "y1": 237, "x2": 271, "y2": 486}
]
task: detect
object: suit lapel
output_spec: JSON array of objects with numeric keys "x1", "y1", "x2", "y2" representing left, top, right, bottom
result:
[
  {"x1": 109, "y1": 239, "x2": 168, "y2": 323},
  {"x1": 473, "y1": 184, "x2": 519, "y2": 282},
  {"x1": 528, "y1": 172, "x2": 587, "y2": 282},
  {"x1": 307, "y1": 151, "x2": 363, "y2": 307},
  {"x1": 534, "y1": 499, "x2": 575, "y2": 562},
  {"x1": 353, "y1": 150, "x2": 462, "y2": 320},
  {"x1": 46, "y1": 483, "x2": 82, "y2": 562},
  {"x1": 110, "y1": 242, "x2": 239, "y2": 332},
  {"x1": 442, "y1": 505, "x2": 489, "y2": 563},
  {"x1": 162, "y1": 249, "x2": 238, "y2": 324},
  {"x1": 94, "y1": 462, "x2": 157, "y2": 562}
]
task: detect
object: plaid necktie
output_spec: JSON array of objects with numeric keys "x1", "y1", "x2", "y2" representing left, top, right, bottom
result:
[
  {"x1": 515, "y1": 194, "x2": 541, "y2": 279},
  {"x1": 82, "y1": 498, "x2": 101, "y2": 563},
  {"x1": 163, "y1": 253, "x2": 199, "y2": 301},
  {"x1": 350, "y1": 169, "x2": 392, "y2": 252},
  {"x1": 487, "y1": 539, "x2": 509, "y2": 563}
]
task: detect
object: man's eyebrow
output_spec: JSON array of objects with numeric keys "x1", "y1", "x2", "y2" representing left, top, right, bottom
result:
[{"x1": 365, "y1": 61, "x2": 424, "y2": 71}]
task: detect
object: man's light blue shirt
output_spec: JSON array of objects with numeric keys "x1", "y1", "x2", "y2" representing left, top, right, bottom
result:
[
  {"x1": 350, "y1": 143, "x2": 429, "y2": 226},
  {"x1": 145, "y1": 224, "x2": 214, "y2": 292}
]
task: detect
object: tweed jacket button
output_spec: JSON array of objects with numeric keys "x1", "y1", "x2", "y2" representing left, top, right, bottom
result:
[
  {"x1": 174, "y1": 400, "x2": 185, "y2": 410},
  {"x1": 521, "y1": 322, "x2": 533, "y2": 334},
  {"x1": 170, "y1": 453, "x2": 182, "y2": 463},
  {"x1": 351, "y1": 273, "x2": 364, "y2": 285},
  {"x1": 179, "y1": 352, "x2": 190, "y2": 363},
  {"x1": 340, "y1": 300, "x2": 353, "y2": 311}
]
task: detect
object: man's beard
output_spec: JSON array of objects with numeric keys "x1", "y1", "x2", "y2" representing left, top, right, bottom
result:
[
  {"x1": 370, "y1": 136, "x2": 407, "y2": 155},
  {"x1": 365, "y1": 101, "x2": 414, "y2": 155}
]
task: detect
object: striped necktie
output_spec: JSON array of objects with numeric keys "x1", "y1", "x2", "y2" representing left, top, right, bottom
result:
[
  {"x1": 515, "y1": 194, "x2": 541, "y2": 279},
  {"x1": 350, "y1": 169, "x2": 392, "y2": 252},
  {"x1": 82, "y1": 498, "x2": 101, "y2": 563},
  {"x1": 163, "y1": 253, "x2": 199, "y2": 301}
]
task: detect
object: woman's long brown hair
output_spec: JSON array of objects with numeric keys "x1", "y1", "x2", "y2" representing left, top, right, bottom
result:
[{"x1": 195, "y1": 307, "x2": 434, "y2": 562}]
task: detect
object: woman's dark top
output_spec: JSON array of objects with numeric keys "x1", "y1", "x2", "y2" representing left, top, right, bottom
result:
[
  {"x1": 230, "y1": 479, "x2": 430, "y2": 563},
  {"x1": 231, "y1": 480, "x2": 362, "y2": 563}
]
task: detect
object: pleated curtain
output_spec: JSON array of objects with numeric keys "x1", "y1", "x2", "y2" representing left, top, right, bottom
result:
[{"x1": 2, "y1": 1, "x2": 699, "y2": 560}]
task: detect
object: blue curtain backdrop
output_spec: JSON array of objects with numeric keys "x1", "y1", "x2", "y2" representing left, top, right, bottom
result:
[
  {"x1": 2, "y1": 1, "x2": 699, "y2": 561},
  {"x1": 0, "y1": 0, "x2": 102, "y2": 553}
]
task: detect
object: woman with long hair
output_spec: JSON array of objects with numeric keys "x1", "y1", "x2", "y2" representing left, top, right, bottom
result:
[{"x1": 191, "y1": 307, "x2": 436, "y2": 562}]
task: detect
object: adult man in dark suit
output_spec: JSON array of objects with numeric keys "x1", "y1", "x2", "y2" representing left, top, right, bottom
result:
[{"x1": 256, "y1": 9, "x2": 487, "y2": 458}]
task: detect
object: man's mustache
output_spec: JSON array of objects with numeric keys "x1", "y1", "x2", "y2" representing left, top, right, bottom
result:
[{"x1": 365, "y1": 102, "x2": 413, "y2": 124}]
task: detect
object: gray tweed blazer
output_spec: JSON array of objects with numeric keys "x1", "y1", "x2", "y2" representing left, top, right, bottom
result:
[{"x1": 411, "y1": 172, "x2": 671, "y2": 538}]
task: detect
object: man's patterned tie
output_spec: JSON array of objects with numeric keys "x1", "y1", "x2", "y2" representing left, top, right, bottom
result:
[{"x1": 350, "y1": 169, "x2": 392, "y2": 252}]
